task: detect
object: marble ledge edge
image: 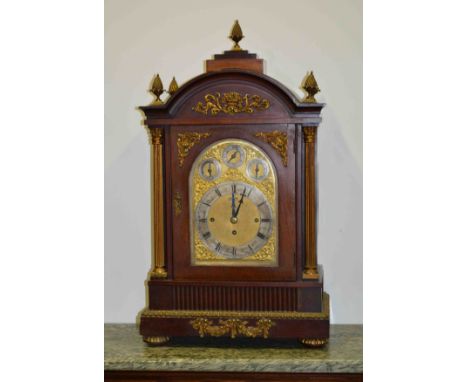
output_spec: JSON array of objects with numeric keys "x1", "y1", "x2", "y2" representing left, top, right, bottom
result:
[{"x1": 104, "y1": 359, "x2": 363, "y2": 374}]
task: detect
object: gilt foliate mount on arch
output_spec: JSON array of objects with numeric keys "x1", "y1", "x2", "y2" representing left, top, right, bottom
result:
[{"x1": 192, "y1": 92, "x2": 270, "y2": 116}]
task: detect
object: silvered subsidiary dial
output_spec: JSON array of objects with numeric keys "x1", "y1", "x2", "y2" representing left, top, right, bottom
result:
[
  {"x1": 246, "y1": 158, "x2": 269, "y2": 181},
  {"x1": 199, "y1": 159, "x2": 221, "y2": 181},
  {"x1": 222, "y1": 144, "x2": 246, "y2": 168},
  {"x1": 195, "y1": 181, "x2": 273, "y2": 259}
]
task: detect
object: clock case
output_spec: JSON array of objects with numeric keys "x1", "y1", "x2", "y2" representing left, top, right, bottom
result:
[{"x1": 138, "y1": 47, "x2": 329, "y2": 346}]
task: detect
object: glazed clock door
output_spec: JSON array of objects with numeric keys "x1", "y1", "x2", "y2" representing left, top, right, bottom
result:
[
  {"x1": 169, "y1": 124, "x2": 296, "y2": 281},
  {"x1": 190, "y1": 139, "x2": 278, "y2": 267}
]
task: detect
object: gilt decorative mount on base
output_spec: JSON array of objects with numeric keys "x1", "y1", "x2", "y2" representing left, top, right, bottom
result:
[{"x1": 190, "y1": 318, "x2": 275, "y2": 339}]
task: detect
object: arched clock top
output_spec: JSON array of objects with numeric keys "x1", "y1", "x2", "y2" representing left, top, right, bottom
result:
[{"x1": 140, "y1": 71, "x2": 325, "y2": 125}]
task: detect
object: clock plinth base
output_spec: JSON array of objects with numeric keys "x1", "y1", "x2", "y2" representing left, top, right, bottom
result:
[{"x1": 139, "y1": 292, "x2": 329, "y2": 344}]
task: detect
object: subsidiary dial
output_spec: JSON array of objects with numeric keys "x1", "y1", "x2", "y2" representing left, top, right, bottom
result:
[
  {"x1": 246, "y1": 158, "x2": 270, "y2": 181},
  {"x1": 222, "y1": 144, "x2": 246, "y2": 168},
  {"x1": 199, "y1": 158, "x2": 221, "y2": 181}
]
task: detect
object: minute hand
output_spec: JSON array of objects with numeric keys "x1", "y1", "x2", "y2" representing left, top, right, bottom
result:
[
  {"x1": 234, "y1": 188, "x2": 247, "y2": 217},
  {"x1": 231, "y1": 190, "x2": 236, "y2": 218}
]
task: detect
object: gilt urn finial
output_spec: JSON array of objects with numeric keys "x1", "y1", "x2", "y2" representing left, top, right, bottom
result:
[{"x1": 229, "y1": 20, "x2": 244, "y2": 51}]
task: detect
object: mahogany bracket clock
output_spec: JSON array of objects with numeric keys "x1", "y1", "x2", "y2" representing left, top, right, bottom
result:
[{"x1": 138, "y1": 21, "x2": 329, "y2": 347}]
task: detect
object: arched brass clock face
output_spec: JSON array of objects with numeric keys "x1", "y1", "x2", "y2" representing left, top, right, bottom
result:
[{"x1": 189, "y1": 139, "x2": 278, "y2": 266}]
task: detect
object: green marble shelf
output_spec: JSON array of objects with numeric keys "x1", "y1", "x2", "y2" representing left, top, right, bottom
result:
[{"x1": 104, "y1": 324, "x2": 362, "y2": 374}]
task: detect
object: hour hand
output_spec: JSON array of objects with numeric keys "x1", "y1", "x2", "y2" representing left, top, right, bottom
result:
[
  {"x1": 228, "y1": 151, "x2": 238, "y2": 163},
  {"x1": 231, "y1": 186, "x2": 236, "y2": 217}
]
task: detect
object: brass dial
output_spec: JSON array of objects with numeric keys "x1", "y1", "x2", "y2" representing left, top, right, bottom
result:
[
  {"x1": 196, "y1": 182, "x2": 273, "y2": 259},
  {"x1": 189, "y1": 139, "x2": 278, "y2": 266}
]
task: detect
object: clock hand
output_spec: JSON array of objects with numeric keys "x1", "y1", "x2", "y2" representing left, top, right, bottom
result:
[
  {"x1": 207, "y1": 162, "x2": 212, "y2": 177},
  {"x1": 227, "y1": 151, "x2": 238, "y2": 162},
  {"x1": 255, "y1": 163, "x2": 259, "y2": 179},
  {"x1": 231, "y1": 187, "x2": 236, "y2": 218},
  {"x1": 234, "y1": 187, "x2": 247, "y2": 218}
]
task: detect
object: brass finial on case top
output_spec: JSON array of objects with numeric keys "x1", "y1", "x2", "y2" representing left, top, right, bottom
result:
[
  {"x1": 168, "y1": 77, "x2": 179, "y2": 96},
  {"x1": 150, "y1": 73, "x2": 165, "y2": 105},
  {"x1": 229, "y1": 20, "x2": 244, "y2": 51},
  {"x1": 302, "y1": 71, "x2": 320, "y2": 103}
]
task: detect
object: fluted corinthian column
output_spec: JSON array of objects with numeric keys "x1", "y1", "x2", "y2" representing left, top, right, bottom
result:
[
  {"x1": 149, "y1": 128, "x2": 167, "y2": 278},
  {"x1": 302, "y1": 126, "x2": 320, "y2": 280}
]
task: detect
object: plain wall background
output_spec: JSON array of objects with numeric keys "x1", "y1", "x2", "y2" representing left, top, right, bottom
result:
[{"x1": 105, "y1": 0, "x2": 362, "y2": 324}]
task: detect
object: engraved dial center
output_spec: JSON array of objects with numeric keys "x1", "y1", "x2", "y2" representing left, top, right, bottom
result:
[
  {"x1": 195, "y1": 181, "x2": 274, "y2": 259},
  {"x1": 207, "y1": 193, "x2": 260, "y2": 247}
]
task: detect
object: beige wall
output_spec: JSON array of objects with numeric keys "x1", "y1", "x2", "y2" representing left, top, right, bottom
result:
[{"x1": 105, "y1": 0, "x2": 362, "y2": 323}]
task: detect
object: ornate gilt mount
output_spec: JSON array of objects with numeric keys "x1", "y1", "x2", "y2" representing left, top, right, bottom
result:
[
  {"x1": 229, "y1": 20, "x2": 244, "y2": 51},
  {"x1": 150, "y1": 74, "x2": 165, "y2": 105},
  {"x1": 190, "y1": 318, "x2": 275, "y2": 339},
  {"x1": 143, "y1": 336, "x2": 170, "y2": 346},
  {"x1": 303, "y1": 126, "x2": 315, "y2": 143},
  {"x1": 173, "y1": 191, "x2": 182, "y2": 216},
  {"x1": 150, "y1": 267, "x2": 168, "y2": 279},
  {"x1": 176, "y1": 132, "x2": 211, "y2": 167},
  {"x1": 192, "y1": 92, "x2": 270, "y2": 116},
  {"x1": 168, "y1": 77, "x2": 179, "y2": 96},
  {"x1": 149, "y1": 128, "x2": 163, "y2": 145},
  {"x1": 302, "y1": 71, "x2": 320, "y2": 103},
  {"x1": 255, "y1": 131, "x2": 288, "y2": 166},
  {"x1": 300, "y1": 338, "x2": 328, "y2": 347}
]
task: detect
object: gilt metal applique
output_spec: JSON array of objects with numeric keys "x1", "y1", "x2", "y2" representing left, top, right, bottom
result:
[
  {"x1": 190, "y1": 318, "x2": 275, "y2": 339},
  {"x1": 173, "y1": 191, "x2": 182, "y2": 216},
  {"x1": 255, "y1": 131, "x2": 288, "y2": 166},
  {"x1": 176, "y1": 132, "x2": 211, "y2": 167},
  {"x1": 192, "y1": 92, "x2": 270, "y2": 116},
  {"x1": 302, "y1": 71, "x2": 320, "y2": 103}
]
